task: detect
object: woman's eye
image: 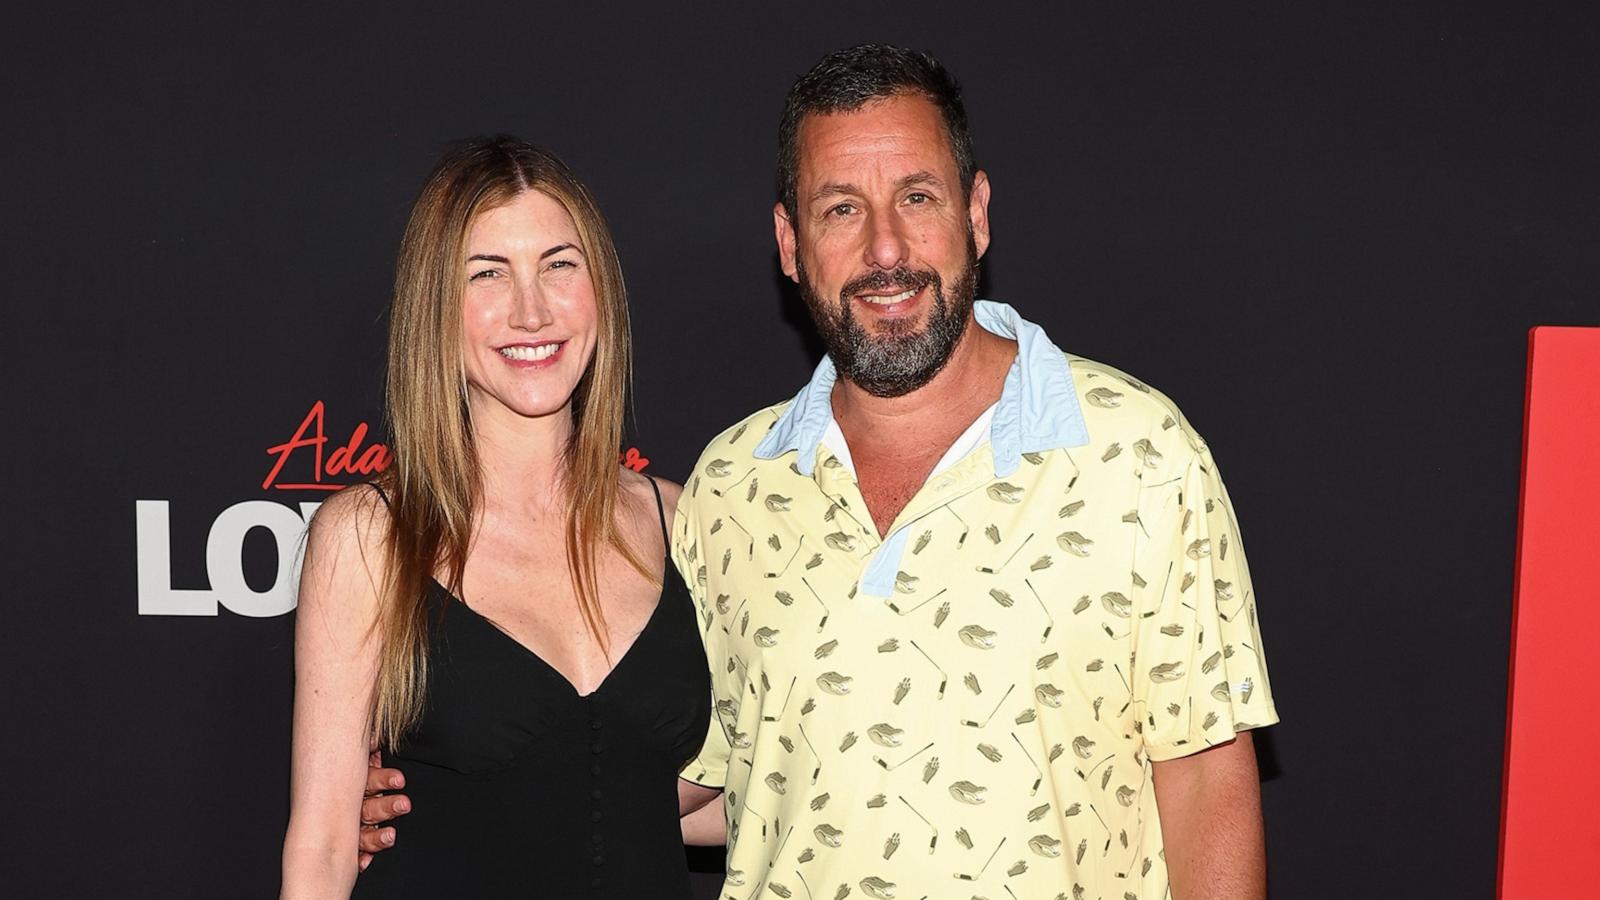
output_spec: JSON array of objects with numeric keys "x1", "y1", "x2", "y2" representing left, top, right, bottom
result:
[
  {"x1": 547, "y1": 259, "x2": 576, "y2": 270},
  {"x1": 468, "y1": 269, "x2": 499, "y2": 281}
]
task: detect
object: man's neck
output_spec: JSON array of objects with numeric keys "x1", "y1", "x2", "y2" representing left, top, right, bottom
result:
[{"x1": 830, "y1": 316, "x2": 1017, "y2": 463}]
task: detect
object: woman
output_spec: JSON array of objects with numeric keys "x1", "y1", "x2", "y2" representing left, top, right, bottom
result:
[{"x1": 280, "y1": 137, "x2": 713, "y2": 898}]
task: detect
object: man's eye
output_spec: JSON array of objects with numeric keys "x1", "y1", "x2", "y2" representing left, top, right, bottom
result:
[
  {"x1": 906, "y1": 192, "x2": 930, "y2": 205},
  {"x1": 828, "y1": 203, "x2": 855, "y2": 217}
]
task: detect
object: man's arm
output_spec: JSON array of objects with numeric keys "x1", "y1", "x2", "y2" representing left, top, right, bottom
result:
[
  {"x1": 678, "y1": 778, "x2": 725, "y2": 846},
  {"x1": 1150, "y1": 732, "x2": 1266, "y2": 900},
  {"x1": 1134, "y1": 437, "x2": 1276, "y2": 900},
  {"x1": 360, "y1": 764, "x2": 727, "y2": 857}
]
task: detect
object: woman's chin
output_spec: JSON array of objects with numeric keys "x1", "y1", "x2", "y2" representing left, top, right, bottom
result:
[{"x1": 468, "y1": 388, "x2": 576, "y2": 424}]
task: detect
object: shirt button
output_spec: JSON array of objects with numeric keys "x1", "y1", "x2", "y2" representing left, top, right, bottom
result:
[
  {"x1": 591, "y1": 788, "x2": 603, "y2": 800},
  {"x1": 592, "y1": 833, "x2": 604, "y2": 845},
  {"x1": 590, "y1": 764, "x2": 602, "y2": 776},
  {"x1": 591, "y1": 877, "x2": 603, "y2": 888},
  {"x1": 592, "y1": 810, "x2": 603, "y2": 822},
  {"x1": 593, "y1": 855, "x2": 605, "y2": 866},
  {"x1": 591, "y1": 720, "x2": 603, "y2": 730},
  {"x1": 591, "y1": 743, "x2": 603, "y2": 754}
]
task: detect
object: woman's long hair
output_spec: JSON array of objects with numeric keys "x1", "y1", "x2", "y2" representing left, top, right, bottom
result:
[{"x1": 371, "y1": 136, "x2": 648, "y2": 746}]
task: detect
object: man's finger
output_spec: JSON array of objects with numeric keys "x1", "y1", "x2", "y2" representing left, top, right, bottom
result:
[
  {"x1": 361, "y1": 792, "x2": 412, "y2": 826},
  {"x1": 358, "y1": 825, "x2": 396, "y2": 855},
  {"x1": 364, "y1": 766, "x2": 405, "y2": 795}
]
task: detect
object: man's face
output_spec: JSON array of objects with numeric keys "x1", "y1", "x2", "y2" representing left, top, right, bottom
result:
[{"x1": 776, "y1": 92, "x2": 991, "y2": 398}]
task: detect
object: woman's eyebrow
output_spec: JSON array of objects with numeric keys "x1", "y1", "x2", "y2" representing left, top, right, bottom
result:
[
  {"x1": 540, "y1": 242, "x2": 581, "y2": 260},
  {"x1": 465, "y1": 244, "x2": 582, "y2": 264}
]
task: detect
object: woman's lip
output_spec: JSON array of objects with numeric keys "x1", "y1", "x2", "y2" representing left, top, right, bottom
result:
[
  {"x1": 495, "y1": 340, "x2": 564, "y2": 350},
  {"x1": 496, "y1": 340, "x2": 566, "y2": 368}
]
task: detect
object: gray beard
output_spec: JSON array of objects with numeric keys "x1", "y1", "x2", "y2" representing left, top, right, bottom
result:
[{"x1": 797, "y1": 246, "x2": 979, "y2": 399}]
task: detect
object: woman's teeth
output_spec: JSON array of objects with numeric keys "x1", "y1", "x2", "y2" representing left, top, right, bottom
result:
[
  {"x1": 862, "y1": 287, "x2": 919, "y2": 305},
  {"x1": 499, "y1": 343, "x2": 560, "y2": 361}
]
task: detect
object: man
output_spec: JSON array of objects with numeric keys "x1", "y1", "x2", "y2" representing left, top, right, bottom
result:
[{"x1": 363, "y1": 45, "x2": 1277, "y2": 899}]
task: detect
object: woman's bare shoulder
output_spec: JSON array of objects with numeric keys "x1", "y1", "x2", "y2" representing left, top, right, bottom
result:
[
  {"x1": 618, "y1": 467, "x2": 682, "y2": 530},
  {"x1": 309, "y1": 482, "x2": 391, "y2": 544},
  {"x1": 300, "y1": 483, "x2": 392, "y2": 606},
  {"x1": 617, "y1": 466, "x2": 681, "y2": 498}
]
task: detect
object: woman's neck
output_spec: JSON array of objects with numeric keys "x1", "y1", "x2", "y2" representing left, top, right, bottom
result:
[{"x1": 468, "y1": 396, "x2": 575, "y2": 519}]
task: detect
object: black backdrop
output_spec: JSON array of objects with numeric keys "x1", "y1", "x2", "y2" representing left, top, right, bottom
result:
[{"x1": 3, "y1": 3, "x2": 1597, "y2": 898}]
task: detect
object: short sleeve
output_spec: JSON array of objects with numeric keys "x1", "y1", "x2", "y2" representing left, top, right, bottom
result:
[
  {"x1": 1132, "y1": 442, "x2": 1277, "y2": 762},
  {"x1": 671, "y1": 480, "x2": 730, "y2": 789},
  {"x1": 670, "y1": 478, "x2": 707, "y2": 609},
  {"x1": 679, "y1": 703, "x2": 732, "y2": 788}
]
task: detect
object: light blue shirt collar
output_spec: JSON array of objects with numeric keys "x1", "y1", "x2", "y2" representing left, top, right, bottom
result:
[{"x1": 753, "y1": 300, "x2": 1090, "y2": 478}]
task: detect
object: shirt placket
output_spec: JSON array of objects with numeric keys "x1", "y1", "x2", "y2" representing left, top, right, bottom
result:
[{"x1": 814, "y1": 446, "x2": 1001, "y2": 599}]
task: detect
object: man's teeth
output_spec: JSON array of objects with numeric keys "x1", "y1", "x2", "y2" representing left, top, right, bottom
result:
[
  {"x1": 500, "y1": 343, "x2": 561, "y2": 361},
  {"x1": 861, "y1": 287, "x2": 919, "y2": 305}
]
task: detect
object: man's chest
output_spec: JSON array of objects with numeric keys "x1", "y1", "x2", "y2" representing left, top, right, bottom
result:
[
  {"x1": 853, "y1": 455, "x2": 938, "y2": 538},
  {"x1": 690, "y1": 448, "x2": 1167, "y2": 697}
]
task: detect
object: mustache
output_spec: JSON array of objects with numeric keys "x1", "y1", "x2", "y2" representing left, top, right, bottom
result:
[{"x1": 838, "y1": 266, "x2": 939, "y2": 301}]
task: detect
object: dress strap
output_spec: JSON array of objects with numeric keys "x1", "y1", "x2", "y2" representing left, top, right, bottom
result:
[
  {"x1": 645, "y1": 476, "x2": 670, "y2": 549},
  {"x1": 364, "y1": 481, "x2": 393, "y2": 508}
]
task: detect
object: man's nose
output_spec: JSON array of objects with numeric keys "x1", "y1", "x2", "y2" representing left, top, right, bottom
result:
[
  {"x1": 863, "y1": 210, "x2": 910, "y2": 270},
  {"x1": 509, "y1": 278, "x2": 554, "y2": 330}
]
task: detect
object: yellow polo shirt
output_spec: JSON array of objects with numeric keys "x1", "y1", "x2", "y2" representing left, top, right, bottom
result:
[{"x1": 676, "y1": 302, "x2": 1277, "y2": 900}]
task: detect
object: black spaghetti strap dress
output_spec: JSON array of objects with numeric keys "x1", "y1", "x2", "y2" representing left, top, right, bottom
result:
[{"x1": 351, "y1": 480, "x2": 712, "y2": 899}]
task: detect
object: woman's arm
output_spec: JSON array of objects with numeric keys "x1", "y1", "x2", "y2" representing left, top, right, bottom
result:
[{"x1": 281, "y1": 489, "x2": 388, "y2": 899}]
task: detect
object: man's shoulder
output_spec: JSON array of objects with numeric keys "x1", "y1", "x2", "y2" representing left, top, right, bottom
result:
[
  {"x1": 686, "y1": 401, "x2": 794, "y2": 471},
  {"x1": 677, "y1": 402, "x2": 798, "y2": 525},
  {"x1": 1064, "y1": 354, "x2": 1210, "y2": 460}
]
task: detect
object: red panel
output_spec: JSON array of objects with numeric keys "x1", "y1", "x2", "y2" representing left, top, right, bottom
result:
[{"x1": 1499, "y1": 327, "x2": 1600, "y2": 898}]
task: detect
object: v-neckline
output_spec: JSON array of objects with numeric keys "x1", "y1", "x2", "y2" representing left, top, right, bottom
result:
[{"x1": 435, "y1": 560, "x2": 670, "y2": 700}]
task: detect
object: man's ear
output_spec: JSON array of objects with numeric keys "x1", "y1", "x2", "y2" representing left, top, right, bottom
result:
[
  {"x1": 968, "y1": 170, "x2": 992, "y2": 260},
  {"x1": 774, "y1": 202, "x2": 799, "y2": 282}
]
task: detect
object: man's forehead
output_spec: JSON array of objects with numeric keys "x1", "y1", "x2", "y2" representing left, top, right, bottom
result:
[{"x1": 795, "y1": 93, "x2": 956, "y2": 185}]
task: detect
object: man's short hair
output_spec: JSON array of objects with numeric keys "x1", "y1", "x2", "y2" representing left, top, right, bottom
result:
[{"x1": 777, "y1": 44, "x2": 976, "y2": 221}]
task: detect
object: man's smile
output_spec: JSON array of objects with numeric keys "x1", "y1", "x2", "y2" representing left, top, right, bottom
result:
[{"x1": 853, "y1": 283, "x2": 927, "y2": 316}]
